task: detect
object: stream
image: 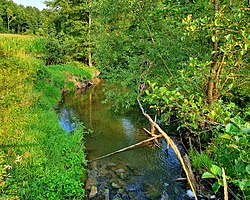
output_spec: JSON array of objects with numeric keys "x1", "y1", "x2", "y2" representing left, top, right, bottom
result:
[{"x1": 57, "y1": 83, "x2": 193, "y2": 200}]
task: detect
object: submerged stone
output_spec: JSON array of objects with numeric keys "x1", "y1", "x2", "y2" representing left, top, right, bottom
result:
[
  {"x1": 89, "y1": 186, "x2": 98, "y2": 199},
  {"x1": 146, "y1": 190, "x2": 161, "y2": 199},
  {"x1": 116, "y1": 169, "x2": 126, "y2": 173},
  {"x1": 107, "y1": 163, "x2": 117, "y2": 168},
  {"x1": 118, "y1": 172, "x2": 128, "y2": 180},
  {"x1": 111, "y1": 182, "x2": 120, "y2": 189},
  {"x1": 126, "y1": 183, "x2": 140, "y2": 192},
  {"x1": 103, "y1": 189, "x2": 110, "y2": 200}
]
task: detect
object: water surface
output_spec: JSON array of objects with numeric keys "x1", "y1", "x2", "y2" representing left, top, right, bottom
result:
[{"x1": 58, "y1": 83, "x2": 190, "y2": 199}]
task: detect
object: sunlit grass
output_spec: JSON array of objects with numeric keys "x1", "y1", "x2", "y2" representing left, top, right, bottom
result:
[
  {"x1": 0, "y1": 34, "x2": 89, "y2": 199},
  {"x1": 0, "y1": 33, "x2": 35, "y2": 38},
  {"x1": 0, "y1": 34, "x2": 46, "y2": 58}
]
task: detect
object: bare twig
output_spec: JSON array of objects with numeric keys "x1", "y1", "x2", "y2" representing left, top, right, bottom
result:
[
  {"x1": 228, "y1": 187, "x2": 240, "y2": 200},
  {"x1": 217, "y1": 27, "x2": 239, "y2": 33},
  {"x1": 143, "y1": 127, "x2": 152, "y2": 135},
  {"x1": 184, "y1": 154, "x2": 199, "y2": 192},
  {"x1": 215, "y1": 52, "x2": 226, "y2": 97}
]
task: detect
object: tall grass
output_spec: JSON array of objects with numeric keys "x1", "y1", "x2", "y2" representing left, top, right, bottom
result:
[
  {"x1": 0, "y1": 34, "x2": 46, "y2": 57},
  {"x1": 0, "y1": 34, "x2": 90, "y2": 199}
]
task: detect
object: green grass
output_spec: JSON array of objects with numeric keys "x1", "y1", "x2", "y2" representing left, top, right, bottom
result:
[
  {"x1": 0, "y1": 34, "x2": 91, "y2": 199},
  {"x1": 0, "y1": 34, "x2": 46, "y2": 58},
  {"x1": 189, "y1": 149, "x2": 213, "y2": 171}
]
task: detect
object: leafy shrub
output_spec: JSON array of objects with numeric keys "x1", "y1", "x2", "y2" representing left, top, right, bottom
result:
[
  {"x1": 143, "y1": 81, "x2": 237, "y2": 134},
  {"x1": 206, "y1": 117, "x2": 250, "y2": 197},
  {"x1": 44, "y1": 33, "x2": 74, "y2": 65}
]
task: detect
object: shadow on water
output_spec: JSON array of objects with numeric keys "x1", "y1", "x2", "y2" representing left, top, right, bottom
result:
[{"x1": 57, "y1": 83, "x2": 193, "y2": 200}]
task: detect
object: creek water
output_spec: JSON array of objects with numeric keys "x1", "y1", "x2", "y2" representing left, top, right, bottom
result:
[{"x1": 57, "y1": 83, "x2": 192, "y2": 200}]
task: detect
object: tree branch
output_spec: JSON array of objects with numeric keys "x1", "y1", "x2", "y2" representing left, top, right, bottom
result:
[
  {"x1": 89, "y1": 134, "x2": 162, "y2": 162},
  {"x1": 137, "y1": 98, "x2": 198, "y2": 200}
]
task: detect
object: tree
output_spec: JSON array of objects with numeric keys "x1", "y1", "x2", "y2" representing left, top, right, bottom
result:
[
  {"x1": 6, "y1": 7, "x2": 15, "y2": 31},
  {"x1": 205, "y1": 0, "x2": 250, "y2": 104},
  {"x1": 0, "y1": 2, "x2": 6, "y2": 32},
  {"x1": 87, "y1": 0, "x2": 93, "y2": 67},
  {"x1": 45, "y1": 0, "x2": 92, "y2": 64}
]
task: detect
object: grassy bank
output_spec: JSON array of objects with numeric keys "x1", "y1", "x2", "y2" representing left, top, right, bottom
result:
[{"x1": 0, "y1": 34, "x2": 91, "y2": 199}]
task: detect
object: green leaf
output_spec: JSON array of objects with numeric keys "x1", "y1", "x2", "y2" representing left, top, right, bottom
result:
[
  {"x1": 202, "y1": 172, "x2": 216, "y2": 179},
  {"x1": 216, "y1": 125, "x2": 222, "y2": 131},
  {"x1": 162, "y1": 96, "x2": 169, "y2": 104},
  {"x1": 227, "y1": 144, "x2": 239, "y2": 149},
  {"x1": 238, "y1": 179, "x2": 250, "y2": 190},
  {"x1": 221, "y1": 134, "x2": 232, "y2": 140},
  {"x1": 212, "y1": 35, "x2": 216, "y2": 42},
  {"x1": 225, "y1": 123, "x2": 239, "y2": 133},
  {"x1": 210, "y1": 110, "x2": 216, "y2": 117},
  {"x1": 225, "y1": 34, "x2": 232, "y2": 42},
  {"x1": 246, "y1": 165, "x2": 250, "y2": 174},
  {"x1": 148, "y1": 81, "x2": 156, "y2": 90},
  {"x1": 210, "y1": 165, "x2": 222, "y2": 176},
  {"x1": 212, "y1": 182, "x2": 220, "y2": 193},
  {"x1": 241, "y1": 50, "x2": 246, "y2": 55},
  {"x1": 241, "y1": 122, "x2": 250, "y2": 134},
  {"x1": 240, "y1": 151, "x2": 249, "y2": 163}
]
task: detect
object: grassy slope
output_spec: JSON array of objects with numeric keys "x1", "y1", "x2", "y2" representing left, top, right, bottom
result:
[{"x1": 0, "y1": 34, "x2": 90, "y2": 199}]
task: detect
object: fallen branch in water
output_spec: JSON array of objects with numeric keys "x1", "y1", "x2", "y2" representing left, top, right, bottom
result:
[
  {"x1": 143, "y1": 128, "x2": 159, "y2": 145},
  {"x1": 89, "y1": 134, "x2": 163, "y2": 162},
  {"x1": 137, "y1": 98, "x2": 198, "y2": 200}
]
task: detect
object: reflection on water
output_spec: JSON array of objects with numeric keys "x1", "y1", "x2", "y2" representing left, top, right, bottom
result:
[
  {"x1": 58, "y1": 83, "x2": 191, "y2": 199},
  {"x1": 121, "y1": 118, "x2": 136, "y2": 139},
  {"x1": 59, "y1": 108, "x2": 77, "y2": 133}
]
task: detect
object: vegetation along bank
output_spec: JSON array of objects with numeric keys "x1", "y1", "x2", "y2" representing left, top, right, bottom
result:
[{"x1": 0, "y1": 34, "x2": 92, "y2": 199}]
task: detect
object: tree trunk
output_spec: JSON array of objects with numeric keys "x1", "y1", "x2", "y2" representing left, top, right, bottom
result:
[
  {"x1": 7, "y1": 15, "x2": 10, "y2": 31},
  {"x1": 207, "y1": 0, "x2": 219, "y2": 104},
  {"x1": 88, "y1": 1, "x2": 93, "y2": 67}
]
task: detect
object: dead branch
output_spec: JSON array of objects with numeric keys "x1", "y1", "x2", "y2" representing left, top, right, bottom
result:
[
  {"x1": 222, "y1": 168, "x2": 228, "y2": 200},
  {"x1": 184, "y1": 154, "x2": 199, "y2": 192},
  {"x1": 137, "y1": 98, "x2": 198, "y2": 200},
  {"x1": 143, "y1": 128, "x2": 160, "y2": 145},
  {"x1": 89, "y1": 134, "x2": 163, "y2": 162},
  {"x1": 143, "y1": 127, "x2": 153, "y2": 135},
  {"x1": 175, "y1": 177, "x2": 187, "y2": 181}
]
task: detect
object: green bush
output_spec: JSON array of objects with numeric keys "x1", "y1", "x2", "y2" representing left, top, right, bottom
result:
[
  {"x1": 44, "y1": 33, "x2": 73, "y2": 65},
  {"x1": 207, "y1": 118, "x2": 250, "y2": 197}
]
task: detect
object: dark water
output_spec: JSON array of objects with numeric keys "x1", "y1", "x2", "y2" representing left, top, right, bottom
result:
[{"x1": 58, "y1": 83, "x2": 192, "y2": 200}]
